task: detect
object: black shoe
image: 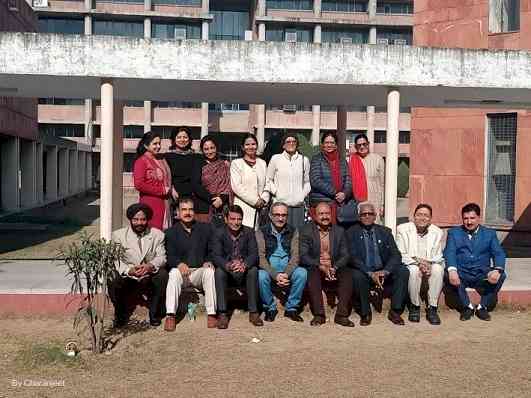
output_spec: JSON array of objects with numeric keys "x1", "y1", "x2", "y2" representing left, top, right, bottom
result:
[
  {"x1": 426, "y1": 306, "x2": 441, "y2": 325},
  {"x1": 475, "y1": 307, "x2": 491, "y2": 321},
  {"x1": 334, "y1": 316, "x2": 355, "y2": 327},
  {"x1": 408, "y1": 304, "x2": 421, "y2": 323},
  {"x1": 360, "y1": 313, "x2": 372, "y2": 326},
  {"x1": 388, "y1": 310, "x2": 405, "y2": 325},
  {"x1": 310, "y1": 315, "x2": 326, "y2": 326},
  {"x1": 284, "y1": 311, "x2": 304, "y2": 322},
  {"x1": 149, "y1": 319, "x2": 162, "y2": 327},
  {"x1": 460, "y1": 307, "x2": 474, "y2": 321},
  {"x1": 113, "y1": 318, "x2": 128, "y2": 329},
  {"x1": 264, "y1": 310, "x2": 278, "y2": 322}
]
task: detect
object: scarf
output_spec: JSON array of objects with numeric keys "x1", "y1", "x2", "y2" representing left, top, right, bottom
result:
[
  {"x1": 202, "y1": 159, "x2": 232, "y2": 197},
  {"x1": 323, "y1": 150, "x2": 342, "y2": 192},
  {"x1": 173, "y1": 147, "x2": 194, "y2": 155},
  {"x1": 349, "y1": 153, "x2": 368, "y2": 201}
]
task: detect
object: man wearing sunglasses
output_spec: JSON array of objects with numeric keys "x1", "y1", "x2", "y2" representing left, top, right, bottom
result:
[
  {"x1": 349, "y1": 134, "x2": 385, "y2": 223},
  {"x1": 348, "y1": 202, "x2": 409, "y2": 325},
  {"x1": 256, "y1": 202, "x2": 308, "y2": 322}
]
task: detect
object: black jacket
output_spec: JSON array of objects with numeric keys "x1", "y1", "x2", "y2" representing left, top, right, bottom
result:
[
  {"x1": 164, "y1": 221, "x2": 212, "y2": 269},
  {"x1": 210, "y1": 225, "x2": 259, "y2": 272},
  {"x1": 345, "y1": 224, "x2": 402, "y2": 274},
  {"x1": 299, "y1": 223, "x2": 349, "y2": 270}
]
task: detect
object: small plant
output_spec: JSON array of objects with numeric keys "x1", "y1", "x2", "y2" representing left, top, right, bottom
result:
[{"x1": 58, "y1": 232, "x2": 126, "y2": 354}]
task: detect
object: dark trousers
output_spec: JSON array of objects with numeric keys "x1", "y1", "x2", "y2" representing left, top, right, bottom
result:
[
  {"x1": 446, "y1": 270, "x2": 506, "y2": 310},
  {"x1": 307, "y1": 267, "x2": 354, "y2": 318},
  {"x1": 215, "y1": 266, "x2": 259, "y2": 313},
  {"x1": 352, "y1": 266, "x2": 409, "y2": 316},
  {"x1": 108, "y1": 267, "x2": 168, "y2": 323}
]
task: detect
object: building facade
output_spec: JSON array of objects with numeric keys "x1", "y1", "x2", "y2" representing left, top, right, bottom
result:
[
  {"x1": 33, "y1": 0, "x2": 413, "y2": 187},
  {"x1": 0, "y1": 0, "x2": 92, "y2": 213},
  {"x1": 411, "y1": 0, "x2": 531, "y2": 240}
]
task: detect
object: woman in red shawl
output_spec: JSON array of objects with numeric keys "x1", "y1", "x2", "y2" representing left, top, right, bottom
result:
[
  {"x1": 192, "y1": 135, "x2": 232, "y2": 224},
  {"x1": 308, "y1": 131, "x2": 352, "y2": 224},
  {"x1": 133, "y1": 131, "x2": 172, "y2": 230}
]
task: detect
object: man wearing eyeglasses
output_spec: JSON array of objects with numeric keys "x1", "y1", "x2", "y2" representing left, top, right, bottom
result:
[
  {"x1": 349, "y1": 134, "x2": 385, "y2": 223},
  {"x1": 256, "y1": 202, "x2": 308, "y2": 322},
  {"x1": 348, "y1": 202, "x2": 408, "y2": 325}
]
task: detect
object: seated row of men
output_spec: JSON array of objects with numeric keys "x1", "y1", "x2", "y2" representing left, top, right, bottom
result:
[{"x1": 110, "y1": 199, "x2": 506, "y2": 330}]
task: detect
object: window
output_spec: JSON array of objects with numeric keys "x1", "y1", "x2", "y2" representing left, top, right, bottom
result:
[
  {"x1": 376, "y1": 28, "x2": 412, "y2": 45},
  {"x1": 209, "y1": 103, "x2": 250, "y2": 111},
  {"x1": 399, "y1": 131, "x2": 410, "y2": 144},
  {"x1": 322, "y1": 27, "x2": 368, "y2": 44},
  {"x1": 100, "y1": 0, "x2": 143, "y2": 3},
  {"x1": 152, "y1": 22, "x2": 201, "y2": 40},
  {"x1": 485, "y1": 113, "x2": 517, "y2": 224},
  {"x1": 376, "y1": 2, "x2": 413, "y2": 15},
  {"x1": 39, "y1": 124, "x2": 84, "y2": 138},
  {"x1": 322, "y1": 0, "x2": 368, "y2": 12},
  {"x1": 209, "y1": 0, "x2": 250, "y2": 41},
  {"x1": 266, "y1": 0, "x2": 313, "y2": 10},
  {"x1": 266, "y1": 26, "x2": 313, "y2": 42},
  {"x1": 123, "y1": 101, "x2": 144, "y2": 107},
  {"x1": 123, "y1": 153, "x2": 136, "y2": 173},
  {"x1": 152, "y1": 126, "x2": 201, "y2": 139},
  {"x1": 93, "y1": 19, "x2": 144, "y2": 37},
  {"x1": 372, "y1": 131, "x2": 411, "y2": 144},
  {"x1": 489, "y1": 0, "x2": 520, "y2": 33},
  {"x1": 266, "y1": 104, "x2": 312, "y2": 111},
  {"x1": 152, "y1": 0, "x2": 201, "y2": 4},
  {"x1": 123, "y1": 125, "x2": 145, "y2": 138},
  {"x1": 153, "y1": 101, "x2": 201, "y2": 108},
  {"x1": 38, "y1": 98, "x2": 84, "y2": 105},
  {"x1": 374, "y1": 130, "x2": 386, "y2": 143},
  {"x1": 38, "y1": 17, "x2": 84, "y2": 34}
]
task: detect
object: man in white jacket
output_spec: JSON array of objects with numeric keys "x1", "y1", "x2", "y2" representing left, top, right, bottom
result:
[{"x1": 396, "y1": 203, "x2": 445, "y2": 325}]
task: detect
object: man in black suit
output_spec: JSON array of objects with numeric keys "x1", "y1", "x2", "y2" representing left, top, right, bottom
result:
[
  {"x1": 300, "y1": 202, "x2": 354, "y2": 327},
  {"x1": 347, "y1": 202, "x2": 409, "y2": 325},
  {"x1": 211, "y1": 205, "x2": 263, "y2": 329}
]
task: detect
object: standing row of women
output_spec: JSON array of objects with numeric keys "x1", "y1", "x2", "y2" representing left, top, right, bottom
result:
[{"x1": 133, "y1": 127, "x2": 380, "y2": 231}]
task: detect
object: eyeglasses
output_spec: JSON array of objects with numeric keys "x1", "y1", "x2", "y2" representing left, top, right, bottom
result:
[
  {"x1": 356, "y1": 143, "x2": 369, "y2": 147},
  {"x1": 272, "y1": 213, "x2": 288, "y2": 218},
  {"x1": 284, "y1": 139, "x2": 297, "y2": 144},
  {"x1": 359, "y1": 212, "x2": 376, "y2": 217}
]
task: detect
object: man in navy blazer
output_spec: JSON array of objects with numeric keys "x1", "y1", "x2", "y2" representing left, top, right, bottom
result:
[
  {"x1": 348, "y1": 202, "x2": 408, "y2": 326},
  {"x1": 444, "y1": 203, "x2": 506, "y2": 321}
]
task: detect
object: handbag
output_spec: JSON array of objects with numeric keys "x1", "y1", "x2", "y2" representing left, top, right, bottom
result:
[{"x1": 336, "y1": 199, "x2": 359, "y2": 224}]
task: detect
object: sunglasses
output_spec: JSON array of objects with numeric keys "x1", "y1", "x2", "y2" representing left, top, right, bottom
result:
[{"x1": 356, "y1": 143, "x2": 369, "y2": 147}]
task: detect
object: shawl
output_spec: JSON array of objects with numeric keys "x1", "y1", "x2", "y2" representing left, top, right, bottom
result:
[
  {"x1": 349, "y1": 153, "x2": 368, "y2": 201},
  {"x1": 323, "y1": 150, "x2": 342, "y2": 192}
]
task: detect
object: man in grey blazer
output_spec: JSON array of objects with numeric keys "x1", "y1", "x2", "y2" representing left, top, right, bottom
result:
[{"x1": 110, "y1": 203, "x2": 168, "y2": 328}]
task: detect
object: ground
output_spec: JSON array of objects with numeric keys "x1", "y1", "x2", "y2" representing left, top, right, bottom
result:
[{"x1": 1, "y1": 310, "x2": 530, "y2": 397}]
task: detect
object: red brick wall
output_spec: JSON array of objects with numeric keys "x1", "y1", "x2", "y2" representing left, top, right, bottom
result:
[
  {"x1": 0, "y1": 0, "x2": 38, "y2": 140},
  {"x1": 411, "y1": 0, "x2": 531, "y2": 229}
]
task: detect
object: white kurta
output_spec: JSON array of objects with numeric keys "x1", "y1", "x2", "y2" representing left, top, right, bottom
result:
[
  {"x1": 266, "y1": 151, "x2": 310, "y2": 207},
  {"x1": 230, "y1": 158, "x2": 270, "y2": 228},
  {"x1": 361, "y1": 152, "x2": 385, "y2": 221}
]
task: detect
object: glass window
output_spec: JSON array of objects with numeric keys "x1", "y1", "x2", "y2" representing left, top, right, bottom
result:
[
  {"x1": 376, "y1": 28, "x2": 413, "y2": 45},
  {"x1": 123, "y1": 153, "x2": 136, "y2": 173},
  {"x1": 123, "y1": 125, "x2": 145, "y2": 138},
  {"x1": 152, "y1": 22, "x2": 201, "y2": 40},
  {"x1": 266, "y1": 26, "x2": 313, "y2": 42},
  {"x1": 152, "y1": 0, "x2": 201, "y2": 4},
  {"x1": 322, "y1": 27, "x2": 368, "y2": 43},
  {"x1": 322, "y1": 0, "x2": 368, "y2": 12},
  {"x1": 209, "y1": 103, "x2": 250, "y2": 111},
  {"x1": 38, "y1": 98, "x2": 84, "y2": 105},
  {"x1": 376, "y1": 2, "x2": 413, "y2": 15},
  {"x1": 39, "y1": 124, "x2": 85, "y2": 138},
  {"x1": 372, "y1": 131, "x2": 410, "y2": 144},
  {"x1": 38, "y1": 17, "x2": 84, "y2": 34},
  {"x1": 489, "y1": 0, "x2": 520, "y2": 33},
  {"x1": 266, "y1": 0, "x2": 313, "y2": 10},
  {"x1": 485, "y1": 113, "x2": 517, "y2": 223},
  {"x1": 93, "y1": 19, "x2": 144, "y2": 37},
  {"x1": 152, "y1": 101, "x2": 201, "y2": 108},
  {"x1": 123, "y1": 100, "x2": 144, "y2": 107},
  {"x1": 374, "y1": 130, "x2": 386, "y2": 143},
  {"x1": 209, "y1": 10, "x2": 249, "y2": 40}
]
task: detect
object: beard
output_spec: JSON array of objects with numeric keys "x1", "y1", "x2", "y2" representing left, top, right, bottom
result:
[{"x1": 132, "y1": 223, "x2": 147, "y2": 234}]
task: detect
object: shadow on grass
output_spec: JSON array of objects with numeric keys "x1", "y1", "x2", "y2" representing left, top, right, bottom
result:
[{"x1": 0, "y1": 192, "x2": 100, "y2": 258}]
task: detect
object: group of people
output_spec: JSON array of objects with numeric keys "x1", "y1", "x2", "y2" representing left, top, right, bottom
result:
[{"x1": 112, "y1": 128, "x2": 507, "y2": 330}]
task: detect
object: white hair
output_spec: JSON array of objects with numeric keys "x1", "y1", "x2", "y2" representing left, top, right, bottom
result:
[{"x1": 357, "y1": 201, "x2": 375, "y2": 213}]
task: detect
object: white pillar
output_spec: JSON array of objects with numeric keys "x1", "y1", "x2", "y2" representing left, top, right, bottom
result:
[
  {"x1": 144, "y1": 101, "x2": 152, "y2": 133},
  {"x1": 202, "y1": 21, "x2": 209, "y2": 40},
  {"x1": 144, "y1": 18, "x2": 151, "y2": 39},
  {"x1": 201, "y1": 19, "x2": 209, "y2": 137},
  {"x1": 0, "y1": 136, "x2": 20, "y2": 210},
  {"x1": 369, "y1": 27, "x2": 377, "y2": 44},
  {"x1": 384, "y1": 89, "x2": 400, "y2": 234},
  {"x1": 257, "y1": 0, "x2": 266, "y2": 16},
  {"x1": 313, "y1": 24, "x2": 322, "y2": 44},
  {"x1": 366, "y1": 105, "x2": 375, "y2": 151},
  {"x1": 312, "y1": 105, "x2": 320, "y2": 146},
  {"x1": 314, "y1": 0, "x2": 322, "y2": 17},
  {"x1": 84, "y1": 0, "x2": 92, "y2": 11},
  {"x1": 144, "y1": 0, "x2": 151, "y2": 11},
  {"x1": 45, "y1": 146, "x2": 58, "y2": 201},
  {"x1": 337, "y1": 106, "x2": 347, "y2": 159},
  {"x1": 368, "y1": 0, "x2": 377, "y2": 18},
  {"x1": 258, "y1": 23, "x2": 266, "y2": 41},
  {"x1": 256, "y1": 104, "x2": 266, "y2": 152},
  {"x1": 201, "y1": 0, "x2": 209, "y2": 12},
  {"x1": 100, "y1": 80, "x2": 116, "y2": 239}
]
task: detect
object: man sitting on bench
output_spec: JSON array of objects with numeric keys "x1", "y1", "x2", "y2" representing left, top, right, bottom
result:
[{"x1": 164, "y1": 198, "x2": 217, "y2": 331}]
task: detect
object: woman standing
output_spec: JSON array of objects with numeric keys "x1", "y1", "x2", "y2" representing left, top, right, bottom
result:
[
  {"x1": 230, "y1": 133, "x2": 270, "y2": 229},
  {"x1": 164, "y1": 127, "x2": 204, "y2": 220},
  {"x1": 266, "y1": 133, "x2": 310, "y2": 229},
  {"x1": 133, "y1": 131, "x2": 172, "y2": 230},
  {"x1": 309, "y1": 131, "x2": 352, "y2": 224},
  {"x1": 193, "y1": 135, "x2": 232, "y2": 224}
]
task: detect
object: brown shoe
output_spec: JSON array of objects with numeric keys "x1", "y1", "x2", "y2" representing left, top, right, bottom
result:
[
  {"x1": 388, "y1": 310, "x2": 405, "y2": 326},
  {"x1": 360, "y1": 313, "x2": 372, "y2": 326},
  {"x1": 249, "y1": 312, "x2": 264, "y2": 327},
  {"x1": 207, "y1": 315, "x2": 218, "y2": 329},
  {"x1": 217, "y1": 313, "x2": 229, "y2": 329},
  {"x1": 164, "y1": 315, "x2": 176, "y2": 332}
]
